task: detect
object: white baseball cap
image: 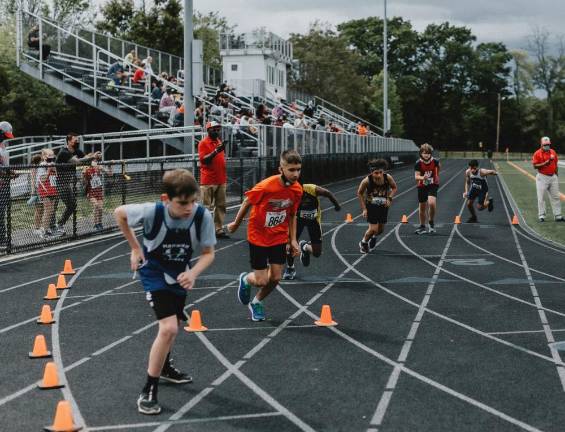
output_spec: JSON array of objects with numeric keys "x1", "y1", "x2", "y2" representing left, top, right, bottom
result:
[{"x1": 541, "y1": 136, "x2": 551, "y2": 145}]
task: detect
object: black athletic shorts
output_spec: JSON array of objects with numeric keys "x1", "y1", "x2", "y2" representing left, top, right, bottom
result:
[
  {"x1": 249, "y1": 242, "x2": 287, "y2": 270},
  {"x1": 417, "y1": 184, "x2": 439, "y2": 203},
  {"x1": 467, "y1": 185, "x2": 488, "y2": 204},
  {"x1": 146, "y1": 289, "x2": 187, "y2": 321},
  {"x1": 296, "y1": 218, "x2": 322, "y2": 244},
  {"x1": 367, "y1": 204, "x2": 389, "y2": 224}
]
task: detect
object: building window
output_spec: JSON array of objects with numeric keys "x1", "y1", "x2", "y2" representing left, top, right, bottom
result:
[{"x1": 231, "y1": 64, "x2": 238, "y2": 71}]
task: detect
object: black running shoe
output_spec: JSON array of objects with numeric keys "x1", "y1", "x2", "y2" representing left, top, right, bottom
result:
[
  {"x1": 414, "y1": 225, "x2": 427, "y2": 235},
  {"x1": 359, "y1": 241, "x2": 369, "y2": 254},
  {"x1": 299, "y1": 240, "x2": 311, "y2": 266},
  {"x1": 368, "y1": 236, "x2": 378, "y2": 251},
  {"x1": 161, "y1": 360, "x2": 193, "y2": 384},
  {"x1": 488, "y1": 198, "x2": 494, "y2": 212},
  {"x1": 467, "y1": 216, "x2": 478, "y2": 223},
  {"x1": 137, "y1": 389, "x2": 161, "y2": 415}
]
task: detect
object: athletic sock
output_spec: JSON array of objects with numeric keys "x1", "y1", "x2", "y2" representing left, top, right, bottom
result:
[
  {"x1": 251, "y1": 296, "x2": 262, "y2": 305},
  {"x1": 429, "y1": 220, "x2": 434, "y2": 228},
  {"x1": 143, "y1": 375, "x2": 159, "y2": 394}
]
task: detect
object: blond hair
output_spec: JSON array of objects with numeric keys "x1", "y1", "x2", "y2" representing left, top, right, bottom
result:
[{"x1": 419, "y1": 143, "x2": 433, "y2": 155}]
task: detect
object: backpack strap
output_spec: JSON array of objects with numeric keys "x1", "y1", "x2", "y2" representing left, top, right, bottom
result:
[
  {"x1": 193, "y1": 205, "x2": 205, "y2": 242},
  {"x1": 145, "y1": 202, "x2": 165, "y2": 241}
]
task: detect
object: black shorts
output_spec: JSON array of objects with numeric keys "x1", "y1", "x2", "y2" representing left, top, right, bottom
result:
[
  {"x1": 467, "y1": 186, "x2": 488, "y2": 204},
  {"x1": 249, "y1": 242, "x2": 287, "y2": 270},
  {"x1": 417, "y1": 185, "x2": 439, "y2": 203},
  {"x1": 296, "y1": 218, "x2": 322, "y2": 244},
  {"x1": 367, "y1": 204, "x2": 389, "y2": 224},
  {"x1": 146, "y1": 289, "x2": 187, "y2": 321}
]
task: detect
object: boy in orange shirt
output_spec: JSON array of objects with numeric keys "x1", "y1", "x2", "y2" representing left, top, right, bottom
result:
[{"x1": 227, "y1": 150, "x2": 303, "y2": 321}]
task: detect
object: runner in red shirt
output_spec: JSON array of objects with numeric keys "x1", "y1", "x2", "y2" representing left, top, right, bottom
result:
[
  {"x1": 83, "y1": 154, "x2": 112, "y2": 231},
  {"x1": 227, "y1": 150, "x2": 303, "y2": 321},
  {"x1": 414, "y1": 143, "x2": 440, "y2": 234}
]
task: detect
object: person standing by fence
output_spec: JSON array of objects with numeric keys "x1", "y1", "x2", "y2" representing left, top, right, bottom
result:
[
  {"x1": 199, "y1": 121, "x2": 229, "y2": 239},
  {"x1": 0, "y1": 121, "x2": 14, "y2": 251},
  {"x1": 55, "y1": 133, "x2": 100, "y2": 235},
  {"x1": 532, "y1": 136, "x2": 564, "y2": 223}
]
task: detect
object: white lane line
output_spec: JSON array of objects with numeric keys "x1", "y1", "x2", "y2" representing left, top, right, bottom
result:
[
  {"x1": 496, "y1": 176, "x2": 565, "y2": 392},
  {"x1": 92, "y1": 336, "x2": 132, "y2": 356},
  {"x1": 207, "y1": 324, "x2": 318, "y2": 332},
  {"x1": 368, "y1": 200, "x2": 466, "y2": 429},
  {"x1": 277, "y1": 285, "x2": 543, "y2": 432},
  {"x1": 455, "y1": 227, "x2": 565, "y2": 283},
  {"x1": 87, "y1": 412, "x2": 283, "y2": 431},
  {"x1": 488, "y1": 328, "x2": 565, "y2": 336}
]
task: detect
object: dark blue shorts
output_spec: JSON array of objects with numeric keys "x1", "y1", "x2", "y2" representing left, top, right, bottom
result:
[{"x1": 467, "y1": 186, "x2": 487, "y2": 204}]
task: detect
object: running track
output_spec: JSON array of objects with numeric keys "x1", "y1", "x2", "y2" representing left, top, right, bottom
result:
[{"x1": 2, "y1": 159, "x2": 565, "y2": 432}]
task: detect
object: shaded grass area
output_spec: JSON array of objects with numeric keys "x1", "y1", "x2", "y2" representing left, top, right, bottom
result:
[{"x1": 495, "y1": 161, "x2": 565, "y2": 246}]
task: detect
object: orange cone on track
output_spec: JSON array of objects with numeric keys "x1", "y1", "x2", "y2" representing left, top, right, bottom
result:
[
  {"x1": 60, "y1": 259, "x2": 75, "y2": 275},
  {"x1": 29, "y1": 335, "x2": 52, "y2": 359},
  {"x1": 44, "y1": 401, "x2": 82, "y2": 432},
  {"x1": 56, "y1": 274, "x2": 67, "y2": 290},
  {"x1": 37, "y1": 305, "x2": 55, "y2": 325},
  {"x1": 345, "y1": 213, "x2": 353, "y2": 223},
  {"x1": 315, "y1": 305, "x2": 337, "y2": 327},
  {"x1": 512, "y1": 215, "x2": 519, "y2": 225},
  {"x1": 38, "y1": 362, "x2": 65, "y2": 390},
  {"x1": 454, "y1": 215, "x2": 461, "y2": 224},
  {"x1": 401, "y1": 215, "x2": 408, "y2": 223},
  {"x1": 44, "y1": 284, "x2": 60, "y2": 301},
  {"x1": 184, "y1": 310, "x2": 208, "y2": 332}
]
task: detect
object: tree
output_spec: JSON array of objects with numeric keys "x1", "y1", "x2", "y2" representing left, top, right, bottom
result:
[
  {"x1": 368, "y1": 71, "x2": 404, "y2": 136},
  {"x1": 1, "y1": 0, "x2": 92, "y2": 28}
]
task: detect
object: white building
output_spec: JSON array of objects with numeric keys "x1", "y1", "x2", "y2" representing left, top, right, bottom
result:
[{"x1": 219, "y1": 30, "x2": 293, "y2": 101}]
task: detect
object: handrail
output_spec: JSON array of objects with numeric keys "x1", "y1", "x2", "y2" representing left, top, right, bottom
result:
[{"x1": 314, "y1": 95, "x2": 382, "y2": 132}]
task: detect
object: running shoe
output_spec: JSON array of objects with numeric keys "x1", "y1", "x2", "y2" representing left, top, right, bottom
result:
[
  {"x1": 466, "y1": 216, "x2": 478, "y2": 223},
  {"x1": 237, "y1": 272, "x2": 251, "y2": 305},
  {"x1": 248, "y1": 302, "x2": 265, "y2": 321},
  {"x1": 283, "y1": 266, "x2": 296, "y2": 280},
  {"x1": 137, "y1": 387, "x2": 161, "y2": 415},
  {"x1": 428, "y1": 225, "x2": 436, "y2": 234},
  {"x1": 299, "y1": 240, "x2": 311, "y2": 267},
  {"x1": 368, "y1": 236, "x2": 378, "y2": 251},
  {"x1": 555, "y1": 216, "x2": 565, "y2": 222},
  {"x1": 359, "y1": 241, "x2": 369, "y2": 254},
  {"x1": 539, "y1": 216, "x2": 545, "y2": 222},
  {"x1": 488, "y1": 198, "x2": 494, "y2": 212},
  {"x1": 414, "y1": 225, "x2": 427, "y2": 235},
  {"x1": 161, "y1": 359, "x2": 192, "y2": 384}
]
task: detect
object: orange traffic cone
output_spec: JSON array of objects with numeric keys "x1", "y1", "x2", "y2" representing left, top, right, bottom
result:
[
  {"x1": 454, "y1": 215, "x2": 461, "y2": 224},
  {"x1": 184, "y1": 310, "x2": 208, "y2": 332},
  {"x1": 511, "y1": 215, "x2": 519, "y2": 225},
  {"x1": 56, "y1": 274, "x2": 67, "y2": 290},
  {"x1": 44, "y1": 401, "x2": 82, "y2": 432},
  {"x1": 29, "y1": 335, "x2": 52, "y2": 359},
  {"x1": 60, "y1": 259, "x2": 75, "y2": 275},
  {"x1": 345, "y1": 213, "x2": 353, "y2": 223},
  {"x1": 315, "y1": 305, "x2": 337, "y2": 327},
  {"x1": 37, "y1": 305, "x2": 55, "y2": 325},
  {"x1": 44, "y1": 283, "x2": 60, "y2": 301},
  {"x1": 401, "y1": 215, "x2": 408, "y2": 223},
  {"x1": 38, "y1": 362, "x2": 65, "y2": 389}
]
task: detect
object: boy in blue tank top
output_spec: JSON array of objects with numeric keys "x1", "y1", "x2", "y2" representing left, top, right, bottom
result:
[{"x1": 114, "y1": 169, "x2": 216, "y2": 415}]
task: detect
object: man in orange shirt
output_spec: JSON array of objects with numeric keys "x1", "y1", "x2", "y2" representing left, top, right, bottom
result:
[
  {"x1": 227, "y1": 150, "x2": 303, "y2": 321},
  {"x1": 532, "y1": 136, "x2": 563, "y2": 222}
]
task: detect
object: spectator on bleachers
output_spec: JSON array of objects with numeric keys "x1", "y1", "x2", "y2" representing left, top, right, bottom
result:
[
  {"x1": 124, "y1": 49, "x2": 136, "y2": 70},
  {"x1": 303, "y1": 101, "x2": 315, "y2": 119},
  {"x1": 132, "y1": 60, "x2": 145, "y2": 84},
  {"x1": 282, "y1": 116, "x2": 294, "y2": 129},
  {"x1": 239, "y1": 110, "x2": 258, "y2": 136},
  {"x1": 159, "y1": 89, "x2": 177, "y2": 123},
  {"x1": 29, "y1": 153, "x2": 44, "y2": 236},
  {"x1": 294, "y1": 112, "x2": 309, "y2": 130},
  {"x1": 107, "y1": 61, "x2": 127, "y2": 86},
  {"x1": 274, "y1": 116, "x2": 284, "y2": 127},
  {"x1": 150, "y1": 81, "x2": 163, "y2": 101},
  {"x1": 347, "y1": 121, "x2": 357, "y2": 133},
  {"x1": 256, "y1": 104, "x2": 271, "y2": 125},
  {"x1": 329, "y1": 122, "x2": 342, "y2": 133},
  {"x1": 195, "y1": 101, "x2": 205, "y2": 126},
  {"x1": 272, "y1": 104, "x2": 284, "y2": 119},
  {"x1": 28, "y1": 24, "x2": 50, "y2": 60},
  {"x1": 143, "y1": 56, "x2": 154, "y2": 77},
  {"x1": 357, "y1": 122, "x2": 368, "y2": 136},
  {"x1": 315, "y1": 118, "x2": 326, "y2": 131}
]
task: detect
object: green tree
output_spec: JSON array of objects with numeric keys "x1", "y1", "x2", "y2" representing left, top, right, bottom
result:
[{"x1": 368, "y1": 71, "x2": 404, "y2": 136}]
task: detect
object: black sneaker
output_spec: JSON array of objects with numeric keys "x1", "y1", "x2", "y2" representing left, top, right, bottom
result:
[
  {"x1": 299, "y1": 240, "x2": 310, "y2": 266},
  {"x1": 137, "y1": 390, "x2": 161, "y2": 415},
  {"x1": 368, "y1": 236, "x2": 378, "y2": 251},
  {"x1": 555, "y1": 216, "x2": 565, "y2": 222},
  {"x1": 467, "y1": 216, "x2": 478, "y2": 223},
  {"x1": 414, "y1": 225, "x2": 427, "y2": 235},
  {"x1": 488, "y1": 198, "x2": 494, "y2": 212},
  {"x1": 359, "y1": 241, "x2": 369, "y2": 254},
  {"x1": 161, "y1": 360, "x2": 193, "y2": 384},
  {"x1": 283, "y1": 266, "x2": 296, "y2": 280}
]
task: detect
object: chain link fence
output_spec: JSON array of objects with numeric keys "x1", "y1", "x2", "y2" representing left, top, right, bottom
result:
[{"x1": 0, "y1": 152, "x2": 416, "y2": 256}]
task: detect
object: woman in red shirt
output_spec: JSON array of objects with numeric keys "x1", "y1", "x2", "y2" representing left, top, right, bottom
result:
[{"x1": 83, "y1": 155, "x2": 112, "y2": 231}]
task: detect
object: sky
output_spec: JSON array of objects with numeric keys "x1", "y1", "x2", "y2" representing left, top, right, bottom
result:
[{"x1": 191, "y1": 0, "x2": 564, "y2": 52}]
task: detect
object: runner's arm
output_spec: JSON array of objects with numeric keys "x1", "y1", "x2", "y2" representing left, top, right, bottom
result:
[
  {"x1": 113, "y1": 206, "x2": 144, "y2": 271},
  {"x1": 227, "y1": 198, "x2": 251, "y2": 233},
  {"x1": 315, "y1": 186, "x2": 341, "y2": 210},
  {"x1": 480, "y1": 168, "x2": 498, "y2": 176},
  {"x1": 357, "y1": 179, "x2": 368, "y2": 212},
  {"x1": 463, "y1": 170, "x2": 469, "y2": 195}
]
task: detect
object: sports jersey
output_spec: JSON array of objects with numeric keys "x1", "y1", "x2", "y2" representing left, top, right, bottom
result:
[
  {"x1": 84, "y1": 166, "x2": 104, "y2": 199},
  {"x1": 298, "y1": 184, "x2": 321, "y2": 224},
  {"x1": 365, "y1": 174, "x2": 391, "y2": 206},
  {"x1": 532, "y1": 149, "x2": 558, "y2": 176},
  {"x1": 245, "y1": 175, "x2": 303, "y2": 247},
  {"x1": 414, "y1": 158, "x2": 440, "y2": 188},
  {"x1": 468, "y1": 169, "x2": 488, "y2": 192}
]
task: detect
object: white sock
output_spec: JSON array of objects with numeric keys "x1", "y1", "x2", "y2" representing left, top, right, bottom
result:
[{"x1": 251, "y1": 296, "x2": 261, "y2": 305}]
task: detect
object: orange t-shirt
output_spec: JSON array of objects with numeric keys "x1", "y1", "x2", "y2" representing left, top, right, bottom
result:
[
  {"x1": 245, "y1": 175, "x2": 303, "y2": 247},
  {"x1": 532, "y1": 148, "x2": 558, "y2": 176}
]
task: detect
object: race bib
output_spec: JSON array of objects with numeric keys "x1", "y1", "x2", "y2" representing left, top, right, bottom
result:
[
  {"x1": 90, "y1": 175, "x2": 102, "y2": 189},
  {"x1": 423, "y1": 177, "x2": 433, "y2": 186},
  {"x1": 371, "y1": 197, "x2": 387, "y2": 206},
  {"x1": 265, "y1": 210, "x2": 287, "y2": 228},
  {"x1": 471, "y1": 183, "x2": 482, "y2": 190},
  {"x1": 49, "y1": 176, "x2": 57, "y2": 187},
  {"x1": 299, "y1": 209, "x2": 317, "y2": 220}
]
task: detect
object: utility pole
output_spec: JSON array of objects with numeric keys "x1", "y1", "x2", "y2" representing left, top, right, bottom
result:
[
  {"x1": 184, "y1": 0, "x2": 194, "y2": 154},
  {"x1": 383, "y1": 0, "x2": 389, "y2": 136},
  {"x1": 495, "y1": 93, "x2": 501, "y2": 153}
]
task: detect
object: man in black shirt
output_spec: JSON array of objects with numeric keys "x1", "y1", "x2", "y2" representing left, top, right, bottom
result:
[
  {"x1": 55, "y1": 133, "x2": 100, "y2": 233},
  {"x1": 28, "y1": 24, "x2": 51, "y2": 60}
]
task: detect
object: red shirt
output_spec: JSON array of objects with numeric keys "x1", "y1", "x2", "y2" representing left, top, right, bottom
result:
[
  {"x1": 132, "y1": 68, "x2": 144, "y2": 83},
  {"x1": 84, "y1": 166, "x2": 104, "y2": 199},
  {"x1": 198, "y1": 136, "x2": 226, "y2": 185},
  {"x1": 245, "y1": 175, "x2": 303, "y2": 247},
  {"x1": 532, "y1": 148, "x2": 558, "y2": 176},
  {"x1": 414, "y1": 158, "x2": 440, "y2": 188}
]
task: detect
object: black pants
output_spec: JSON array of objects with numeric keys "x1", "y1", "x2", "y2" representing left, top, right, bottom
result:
[
  {"x1": 0, "y1": 186, "x2": 7, "y2": 245},
  {"x1": 28, "y1": 42, "x2": 51, "y2": 60},
  {"x1": 57, "y1": 184, "x2": 76, "y2": 226}
]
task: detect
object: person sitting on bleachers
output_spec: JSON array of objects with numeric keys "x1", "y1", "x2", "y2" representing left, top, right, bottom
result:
[
  {"x1": 256, "y1": 104, "x2": 271, "y2": 125},
  {"x1": 303, "y1": 101, "x2": 315, "y2": 118},
  {"x1": 150, "y1": 81, "x2": 163, "y2": 101},
  {"x1": 239, "y1": 110, "x2": 258, "y2": 136},
  {"x1": 28, "y1": 24, "x2": 51, "y2": 60},
  {"x1": 328, "y1": 122, "x2": 342, "y2": 133},
  {"x1": 159, "y1": 89, "x2": 177, "y2": 123},
  {"x1": 315, "y1": 118, "x2": 326, "y2": 131},
  {"x1": 357, "y1": 122, "x2": 368, "y2": 136},
  {"x1": 124, "y1": 50, "x2": 136, "y2": 71},
  {"x1": 107, "y1": 61, "x2": 127, "y2": 86},
  {"x1": 143, "y1": 56, "x2": 153, "y2": 77},
  {"x1": 132, "y1": 60, "x2": 145, "y2": 85},
  {"x1": 294, "y1": 112, "x2": 309, "y2": 130},
  {"x1": 272, "y1": 104, "x2": 284, "y2": 119}
]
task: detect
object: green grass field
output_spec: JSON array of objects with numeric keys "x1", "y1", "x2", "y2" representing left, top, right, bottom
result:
[{"x1": 495, "y1": 160, "x2": 565, "y2": 246}]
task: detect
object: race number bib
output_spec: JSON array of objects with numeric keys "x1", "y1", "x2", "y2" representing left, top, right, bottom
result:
[
  {"x1": 49, "y1": 176, "x2": 57, "y2": 187},
  {"x1": 471, "y1": 183, "x2": 482, "y2": 190},
  {"x1": 265, "y1": 211, "x2": 287, "y2": 228},
  {"x1": 423, "y1": 177, "x2": 433, "y2": 186},
  {"x1": 371, "y1": 197, "x2": 387, "y2": 206},
  {"x1": 90, "y1": 175, "x2": 102, "y2": 189},
  {"x1": 299, "y1": 209, "x2": 317, "y2": 220}
]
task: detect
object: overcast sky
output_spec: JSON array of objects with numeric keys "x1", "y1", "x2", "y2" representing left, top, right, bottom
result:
[{"x1": 192, "y1": 0, "x2": 564, "y2": 51}]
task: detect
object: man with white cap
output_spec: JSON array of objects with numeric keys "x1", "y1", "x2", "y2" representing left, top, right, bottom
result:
[
  {"x1": 0, "y1": 121, "x2": 15, "y2": 250},
  {"x1": 532, "y1": 136, "x2": 564, "y2": 222}
]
